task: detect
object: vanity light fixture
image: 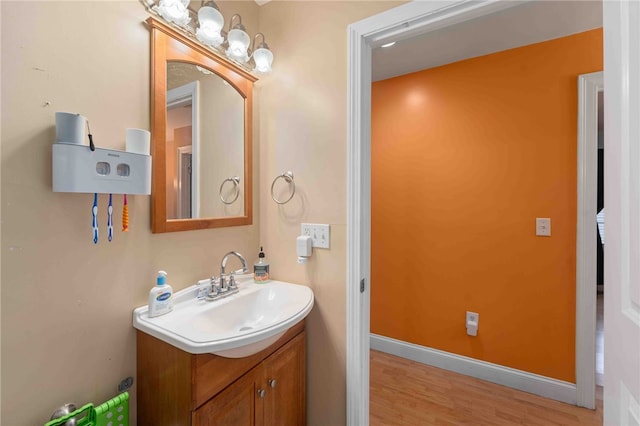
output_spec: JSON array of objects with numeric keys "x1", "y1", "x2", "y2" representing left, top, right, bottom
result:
[
  {"x1": 225, "y1": 14, "x2": 251, "y2": 63},
  {"x1": 251, "y1": 33, "x2": 273, "y2": 73},
  {"x1": 156, "y1": 0, "x2": 190, "y2": 26},
  {"x1": 142, "y1": 0, "x2": 275, "y2": 73},
  {"x1": 196, "y1": 1, "x2": 224, "y2": 47}
]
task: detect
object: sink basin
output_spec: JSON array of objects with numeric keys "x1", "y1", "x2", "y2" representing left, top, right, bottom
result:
[{"x1": 133, "y1": 280, "x2": 314, "y2": 358}]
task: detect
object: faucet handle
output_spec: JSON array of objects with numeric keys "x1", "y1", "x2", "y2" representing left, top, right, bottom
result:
[
  {"x1": 228, "y1": 272, "x2": 237, "y2": 290},
  {"x1": 211, "y1": 278, "x2": 222, "y2": 295},
  {"x1": 219, "y1": 273, "x2": 228, "y2": 292}
]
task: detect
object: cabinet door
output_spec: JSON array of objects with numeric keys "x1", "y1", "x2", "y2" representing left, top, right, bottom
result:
[
  {"x1": 194, "y1": 368, "x2": 265, "y2": 426},
  {"x1": 263, "y1": 332, "x2": 306, "y2": 426}
]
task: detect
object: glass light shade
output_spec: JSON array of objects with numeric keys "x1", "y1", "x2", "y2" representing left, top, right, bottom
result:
[
  {"x1": 196, "y1": 6, "x2": 224, "y2": 47},
  {"x1": 253, "y1": 47, "x2": 273, "y2": 73},
  {"x1": 156, "y1": 0, "x2": 190, "y2": 26},
  {"x1": 226, "y1": 28, "x2": 250, "y2": 63}
]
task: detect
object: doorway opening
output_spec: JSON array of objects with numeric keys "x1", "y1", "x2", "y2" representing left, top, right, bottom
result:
[
  {"x1": 177, "y1": 145, "x2": 193, "y2": 218},
  {"x1": 347, "y1": 3, "x2": 606, "y2": 424},
  {"x1": 596, "y1": 89, "x2": 604, "y2": 389}
]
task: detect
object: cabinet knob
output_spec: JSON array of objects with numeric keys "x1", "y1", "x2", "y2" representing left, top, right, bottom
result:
[
  {"x1": 268, "y1": 379, "x2": 277, "y2": 388},
  {"x1": 257, "y1": 389, "x2": 266, "y2": 398}
]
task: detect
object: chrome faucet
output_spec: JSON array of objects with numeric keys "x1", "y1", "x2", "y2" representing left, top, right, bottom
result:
[
  {"x1": 199, "y1": 251, "x2": 249, "y2": 301},
  {"x1": 218, "y1": 251, "x2": 248, "y2": 292},
  {"x1": 221, "y1": 251, "x2": 249, "y2": 276}
]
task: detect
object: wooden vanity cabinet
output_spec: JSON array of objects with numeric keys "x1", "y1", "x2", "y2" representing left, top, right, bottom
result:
[{"x1": 137, "y1": 321, "x2": 306, "y2": 426}]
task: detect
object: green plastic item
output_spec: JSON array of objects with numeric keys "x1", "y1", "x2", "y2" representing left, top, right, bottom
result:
[
  {"x1": 44, "y1": 404, "x2": 95, "y2": 426},
  {"x1": 43, "y1": 392, "x2": 129, "y2": 426},
  {"x1": 94, "y1": 392, "x2": 129, "y2": 426}
]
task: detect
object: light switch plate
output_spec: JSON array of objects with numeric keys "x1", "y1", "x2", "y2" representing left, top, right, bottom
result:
[
  {"x1": 536, "y1": 218, "x2": 551, "y2": 236},
  {"x1": 301, "y1": 223, "x2": 330, "y2": 248}
]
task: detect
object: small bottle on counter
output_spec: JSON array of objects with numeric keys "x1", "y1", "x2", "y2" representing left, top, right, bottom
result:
[
  {"x1": 148, "y1": 270, "x2": 173, "y2": 317},
  {"x1": 254, "y1": 246, "x2": 271, "y2": 283}
]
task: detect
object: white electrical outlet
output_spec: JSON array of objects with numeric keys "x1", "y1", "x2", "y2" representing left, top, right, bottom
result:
[
  {"x1": 301, "y1": 223, "x2": 330, "y2": 249},
  {"x1": 466, "y1": 311, "x2": 479, "y2": 336}
]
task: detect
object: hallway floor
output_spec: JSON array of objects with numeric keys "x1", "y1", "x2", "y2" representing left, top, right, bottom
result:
[{"x1": 370, "y1": 350, "x2": 603, "y2": 425}]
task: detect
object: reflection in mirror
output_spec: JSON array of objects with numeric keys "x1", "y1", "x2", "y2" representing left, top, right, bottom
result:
[
  {"x1": 165, "y1": 62, "x2": 245, "y2": 220},
  {"x1": 148, "y1": 17, "x2": 255, "y2": 233}
]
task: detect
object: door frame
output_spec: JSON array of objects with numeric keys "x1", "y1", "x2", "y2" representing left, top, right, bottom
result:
[
  {"x1": 167, "y1": 80, "x2": 200, "y2": 217},
  {"x1": 576, "y1": 71, "x2": 603, "y2": 409},
  {"x1": 347, "y1": 2, "x2": 612, "y2": 424}
]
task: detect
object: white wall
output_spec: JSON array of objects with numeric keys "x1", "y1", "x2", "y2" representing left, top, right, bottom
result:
[
  {"x1": 0, "y1": 2, "x2": 259, "y2": 424},
  {"x1": 1, "y1": 1, "x2": 404, "y2": 425},
  {"x1": 199, "y1": 71, "x2": 245, "y2": 218}
]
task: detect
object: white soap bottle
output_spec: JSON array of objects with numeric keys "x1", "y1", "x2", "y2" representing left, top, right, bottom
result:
[{"x1": 148, "y1": 270, "x2": 173, "y2": 318}]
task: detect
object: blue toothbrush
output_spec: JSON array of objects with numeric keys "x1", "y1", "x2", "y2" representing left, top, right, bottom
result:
[
  {"x1": 107, "y1": 194, "x2": 113, "y2": 242},
  {"x1": 92, "y1": 193, "x2": 99, "y2": 244}
]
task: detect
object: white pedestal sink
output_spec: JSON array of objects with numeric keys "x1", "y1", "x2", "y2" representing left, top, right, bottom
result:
[{"x1": 133, "y1": 280, "x2": 314, "y2": 358}]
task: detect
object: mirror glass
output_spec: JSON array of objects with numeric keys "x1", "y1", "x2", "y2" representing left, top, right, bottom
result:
[
  {"x1": 149, "y1": 17, "x2": 255, "y2": 233},
  {"x1": 166, "y1": 62, "x2": 245, "y2": 219}
]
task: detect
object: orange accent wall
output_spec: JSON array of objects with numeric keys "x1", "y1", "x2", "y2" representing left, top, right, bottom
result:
[{"x1": 371, "y1": 29, "x2": 602, "y2": 383}]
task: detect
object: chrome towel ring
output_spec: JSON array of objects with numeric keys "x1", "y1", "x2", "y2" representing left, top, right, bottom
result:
[
  {"x1": 271, "y1": 171, "x2": 295, "y2": 204},
  {"x1": 219, "y1": 176, "x2": 240, "y2": 204}
]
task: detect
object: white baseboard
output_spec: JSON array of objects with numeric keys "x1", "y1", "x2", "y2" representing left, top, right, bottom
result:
[{"x1": 370, "y1": 334, "x2": 577, "y2": 405}]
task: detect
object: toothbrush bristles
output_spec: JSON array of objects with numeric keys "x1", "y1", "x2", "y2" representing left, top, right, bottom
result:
[{"x1": 122, "y1": 194, "x2": 129, "y2": 232}]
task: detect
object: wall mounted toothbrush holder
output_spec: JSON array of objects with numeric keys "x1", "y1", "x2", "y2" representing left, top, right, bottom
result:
[{"x1": 52, "y1": 142, "x2": 152, "y2": 195}]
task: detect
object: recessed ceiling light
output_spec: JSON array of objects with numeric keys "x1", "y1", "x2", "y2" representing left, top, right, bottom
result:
[{"x1": 381, "y1": 41, "x2": 396, "y2": 48}]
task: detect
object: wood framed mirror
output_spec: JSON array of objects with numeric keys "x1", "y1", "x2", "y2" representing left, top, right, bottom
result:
[{"x1": 148, "y1": 17, "x2": 256, "y2": 233}]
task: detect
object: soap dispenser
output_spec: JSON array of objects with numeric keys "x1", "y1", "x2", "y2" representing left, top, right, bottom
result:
[
  {"x1": 148, "y1": 270, "x2": 173, "y2": 317},
  {"x1": 253, "y1": 247, "x2": 271, "y2": 283}
]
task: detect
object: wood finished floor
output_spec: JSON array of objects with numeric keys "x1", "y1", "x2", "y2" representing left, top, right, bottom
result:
[{"x1": 370, "y1": 350, "x2": 603, "y2": 425}]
